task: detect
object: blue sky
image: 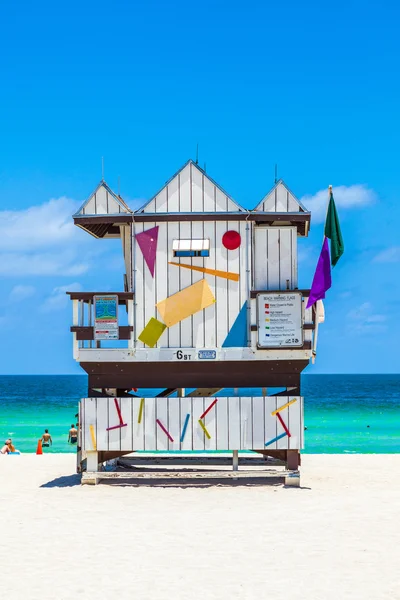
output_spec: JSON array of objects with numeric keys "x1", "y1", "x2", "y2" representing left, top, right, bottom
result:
[{"x1": 0, "y1": 0, "x2": 399, "y2": 374}]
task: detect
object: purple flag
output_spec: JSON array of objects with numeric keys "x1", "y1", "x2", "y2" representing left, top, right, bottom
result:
[{"x1": 306, "y1": 237, "x2": 332, "y2": 309}]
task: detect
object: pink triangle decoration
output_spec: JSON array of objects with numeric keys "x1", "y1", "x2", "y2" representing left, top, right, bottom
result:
[{"x1": 135, "y1": 226, "x2": 159, "y2": 277}]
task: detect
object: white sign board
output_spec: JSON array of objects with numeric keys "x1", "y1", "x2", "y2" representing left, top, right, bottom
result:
[
  {"x1": 257, "y1": 293, "x2": 302, "y2": 348},
  {"x1": 94, "y1": 295, "x2": 119, "y2": 341}
]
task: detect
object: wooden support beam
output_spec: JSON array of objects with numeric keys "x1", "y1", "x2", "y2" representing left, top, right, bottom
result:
[
  {"x1": 71, "y1": 326, "x2": 133, "y2": 340},
  {"x1": 271, "y1": 387, "x2": 300, "y2": 397},
  {"x1": 187, "y1": 388, "x2": 222, "y2": 397},
  {"x1": 287, "y1": 450, "x2": 301, "y2": 470},
  {"x1": 156, "y1": 388, "x2": 178, "y2": 397}
]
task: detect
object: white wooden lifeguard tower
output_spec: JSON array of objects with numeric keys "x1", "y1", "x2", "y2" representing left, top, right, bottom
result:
[{"x1": 68, "y1": 159, "x2": 321, "y2": 485}]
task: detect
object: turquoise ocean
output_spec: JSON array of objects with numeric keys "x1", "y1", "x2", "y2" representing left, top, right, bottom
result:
[{"x1": 0, "y1": 375, "x2": 399, "y2": 453}]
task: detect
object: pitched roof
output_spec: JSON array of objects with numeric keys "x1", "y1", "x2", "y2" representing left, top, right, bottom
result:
[
  {"x1": 253, "y1": 179, "x2": 308, "y2": 213},
  {"x1": 74, "y1": 180, "x2": 132, "y2": 217},
  {"x1": 135, "y1": 159, "x2": 245, "y2": 214}
]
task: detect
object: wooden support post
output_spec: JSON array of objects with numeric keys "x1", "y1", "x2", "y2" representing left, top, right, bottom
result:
[
  {"x1": 127, "y1": 299, "x2": 134, "y2": 349},
  {"x1": 287, "y1": 450, "x2": 300, "y2": 470},
  {"x1": 232, "y1": 450, "x2": 239, "y2": 471},
  {"x1": 72, "y1": 300, "x2": 79, "y2": 360},
  {"x1": 285, "y1": 450, "x2": 300, "y2": 487},
  {"x1": 178, "y1": 388, "x2": 185, "y2": 397},
  {"x1": 285, "y1": 471, "x2": 300, "y2": 487},
  {"x1": 82, "y1": 451, "x2": 99, "y2": 485}
]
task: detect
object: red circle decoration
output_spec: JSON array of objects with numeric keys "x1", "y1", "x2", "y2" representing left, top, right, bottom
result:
[{"x1": 222, "y1": 230, "x2": 241, "y2": 250}]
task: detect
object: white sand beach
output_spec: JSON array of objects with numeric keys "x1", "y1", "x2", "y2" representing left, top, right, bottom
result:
[{"x1": 1, "y1": 454, "x2": 399, "y2": 600}]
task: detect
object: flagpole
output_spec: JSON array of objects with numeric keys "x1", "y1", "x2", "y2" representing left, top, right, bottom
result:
[
  {"x1": 323, "y1": 185, "x2": 332, "y2": 242},
  {"x1": 312, "y1": 184, "x2": 332, "y2": 364}
]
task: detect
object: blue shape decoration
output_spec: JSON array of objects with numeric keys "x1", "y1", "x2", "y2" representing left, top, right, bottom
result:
[
  {"x1": 222, "y1": 302, "x2": 248, "y2": 348},
  {"x1": 180, "y1": 414, "x2": 191, "y2": 443},
  {"x1": 265, "y1": 432, "x2": 287, "y2": 447}
]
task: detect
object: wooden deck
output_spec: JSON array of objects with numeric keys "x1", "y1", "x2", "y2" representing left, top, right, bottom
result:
[{"x1": 80, "y1": 452, "x2": 300, "y2": 487}]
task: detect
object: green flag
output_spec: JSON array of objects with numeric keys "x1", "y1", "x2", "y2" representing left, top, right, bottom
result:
[{"x1": 324, "y1": 192, "x2": 344, "y2": 266}]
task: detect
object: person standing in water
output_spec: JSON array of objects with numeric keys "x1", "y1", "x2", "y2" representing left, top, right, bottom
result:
[
  {"x1": 68, "y1": 424, "x2": 78, "y2": 444},
  {"x1": 41, "y1": 430, "x2": 52, "y2": 448}
]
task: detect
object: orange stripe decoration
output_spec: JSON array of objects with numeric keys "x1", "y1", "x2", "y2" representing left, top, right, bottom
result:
[
  {"x1": 271, "y1": 398, "x2": 297, "y2": 416},
  {"x1": 198, "y1": 419, "x2": 211, "y2": 440},
  {"x1": 169, "y1": 262, "x2": 239, "y2": 282},
  {"x1": 276, "y1": 412, "x2": 291, "y2": 437}
]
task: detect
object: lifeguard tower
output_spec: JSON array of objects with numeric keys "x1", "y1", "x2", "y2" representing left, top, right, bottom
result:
[{"x1": 68, "y1": 159, "x2": 322, "y2": 485}]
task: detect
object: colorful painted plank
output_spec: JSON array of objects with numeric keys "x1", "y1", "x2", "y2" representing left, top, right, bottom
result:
[
  {"x1": 271, "y1": 398, "x2": 298, "y2": 416},
  {"x1": 138, "y1": 318, "x2": 167, "y2": 348},
  {"x1": 168, "y1": 261, "x2": 239, "y2": 282},
  {"x1": 198, "y1": 419, "x2": 211, "y2": 440},
  {"x1": 156, "y1": 279, "x2": 215, "y2": 327}
]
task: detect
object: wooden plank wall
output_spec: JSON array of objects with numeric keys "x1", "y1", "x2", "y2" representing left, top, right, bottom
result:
[
  {"x1": 133, "y1": 165, "x2": 248, "y2": 348},
  {"x1": 134, "y1": 217, "x2": 247, "y2": 348},
  {"x1": 133, "y1": 163, "x2": 300, "y2": 349},
  {"x1": 81, "y1": 396, "x2": 304, "y2": 452},
  {"x1": 253, "y1": 227, "x2": 297, "y2": 290}
]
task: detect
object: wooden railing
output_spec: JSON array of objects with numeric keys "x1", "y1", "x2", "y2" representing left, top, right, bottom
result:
[
  {"x1": 68, "y1": 289, "x2": 321, "y2": 360},
  {"x1": 67, "y1": 292, "x2": 134, "y2": 357}
]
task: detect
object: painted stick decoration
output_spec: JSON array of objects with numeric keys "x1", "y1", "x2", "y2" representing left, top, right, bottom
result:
[
  {"x1": 276, "y1": 412, "x2": 291, "y2": 437},
  {"x1": 199, "y1": 398, "x2": 218, "y2": 420},
  {"x1": 271, "y1": 398, "x2": 297, "y2": 416},
  {"x1": 156, "y1": 419, "x2": 174, "y2": 442},
  {"x1": 265, "y1": 432, "x2": 287, "y2": 447},
  {"x1": 89, "y1": 424, "x2": 97, "y2": 450},
  {"x1": 180, "y1": 414, "x2": 190, "y2": 443},
  {"x1": 138, "y1": 398, "x2": 145, "y2": 424},
  {"x1": 106, "y1": 398, "x2": 128, "y2": 431},
  {"x1": 107, "y1": 423, "x2": 128, "y2": 431},
  {"x1": 198, "y1": 419, "x2": 211, "y2": 440}
]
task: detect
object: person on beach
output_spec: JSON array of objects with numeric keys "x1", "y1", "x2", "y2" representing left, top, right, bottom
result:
[
  {"x1": 1, "y1": 440, "x2": 11, "y2": 454},
  {"x1": 41, "y1": 429, "x2": 52, "y2": 448},
  {"x1": 68, "y1": 424, "x2": 78, "y2": 444},
  {"x1": 1, "y1": 439, "x2": 20, "y2": 454}
]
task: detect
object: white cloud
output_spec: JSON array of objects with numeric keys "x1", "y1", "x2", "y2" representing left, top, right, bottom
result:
[
  {"x1": 373, "y1": 246, "x2": 400, "y2": 263},
  {"x1": 41, "y1": 282, "x2": 82, "y2": 313},
  {"x1": 0, "y1": 250, "x2": 90, "y2": 277},
  {"x1": 347, "y1": 302, "x2": 387, "y2": 334},
  {"x1": 0, "y1": 197, "x2": 101, "y2": 277},
  {"x1": 0, "y1": 197, "x2": 81, "y2": 252},
  {"x1": 301, "y1": 184, "x2": 377, "y2": 223},
  {"x1": 9, "y1": 285, "x2": 36, "y2": 302}
]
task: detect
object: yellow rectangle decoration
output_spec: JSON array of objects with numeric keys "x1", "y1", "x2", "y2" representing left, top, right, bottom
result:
[
  {"x1": 169, "y1": 262, "x2": 239, "y2": 282},
  {"x1": 138, "y1": 317, "x2": 167, "y2": 347},
  {"x1": 156, "y1": 279, "x2": 215, "y2": 327}
]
